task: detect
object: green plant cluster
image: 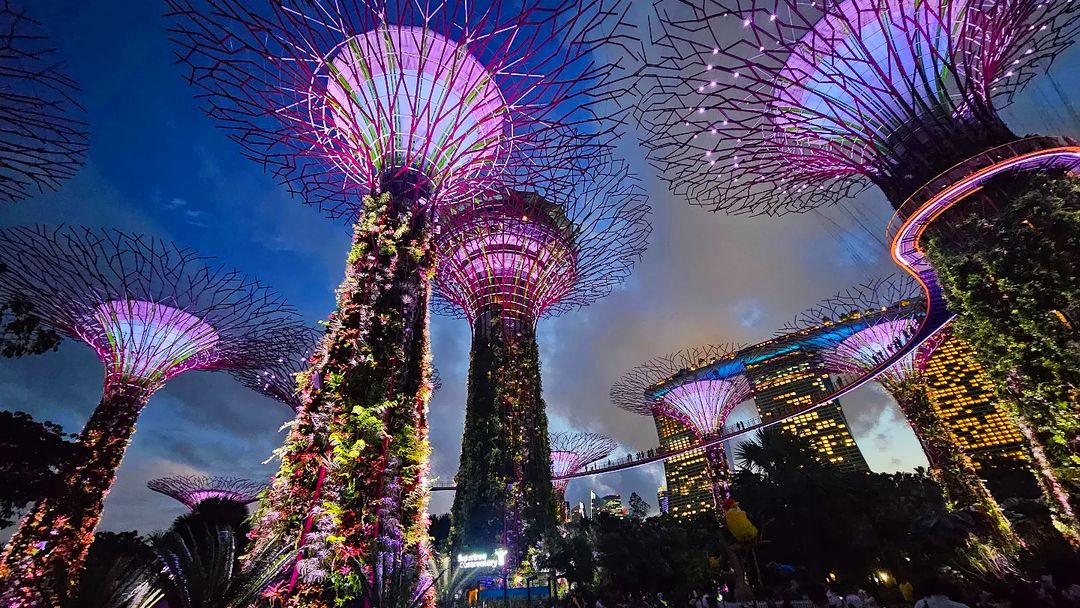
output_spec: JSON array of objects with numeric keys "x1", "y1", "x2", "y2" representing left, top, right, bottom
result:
[
  {"x1": 924, "y1": 173, "x2": 1080, "y2": 495},
  {"x1": 449, "y1": 314, "x2": 556, "y2": 567},
  {"x1": 247, "y1": 193, "x2": 436, "y2": 608}
]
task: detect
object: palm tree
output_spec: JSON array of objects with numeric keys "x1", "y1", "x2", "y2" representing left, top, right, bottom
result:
[{"x1": 138, "y1": 526, "x2": 293, "y2": 608}]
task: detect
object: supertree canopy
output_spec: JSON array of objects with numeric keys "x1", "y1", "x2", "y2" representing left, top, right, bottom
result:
[
  {"x1": 148, "y1": 475, "x2": 266, "y2": 510},
  {"x1": 0, "y1": 1, "x2": 88, "y2": 203},
  {"x1": 230, "y1": 326, "x2": 322, "y2": 412},
  {"x1": 442, "y1": 159, "x2": 649, "y2": 563},
  {"x1": 611, "y1": 344, "x2": 754, "y2": 600},
  {"x1": 612, "y1": 344, "x2": 751, "y2": 504},
  {"x1": 167, "y1": 0, "x2": 631, "y2": 604},
  {"x1": 786, "y1": 275, "x2": 1026, "y2": 553},
  {"x1": 549, "y1": 431, "x2": 618, "y2": 493},
  {"x1": 0, "y1": 226, "x2": 305, "y2": 606},
  {"x1": 637, "y1": 0, "x2": 1080, "y2": 212}
]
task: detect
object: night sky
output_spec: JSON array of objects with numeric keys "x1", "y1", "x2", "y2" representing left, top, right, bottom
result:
[{"x1": 2, "y1": 0, "x2": 1079, "y2": 535}]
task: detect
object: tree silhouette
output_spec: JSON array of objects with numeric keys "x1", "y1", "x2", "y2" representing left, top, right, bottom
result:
[{"x1": 0, "y1": 410, "x2": 77, "y2": 527}]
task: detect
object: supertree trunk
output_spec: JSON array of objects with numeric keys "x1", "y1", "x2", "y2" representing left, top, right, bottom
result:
[
  {"x1": 703, "y1": 442, "x2": 752, "y2": 602},
  {"x1": 450, "y1": 314, "x2": 555, "y2": 568},
  {"x1": 250, "y1": 192, "x2": 435, "y2": 608},
  {"x1": 924, "y1": 172, "x2": 1080, "y2": 490},
  {"x1": 0, "y1": 383, "x2": 152, "y2": 606},
  {"x1": 890, "y1": 379, "x2": 1020, "y2": 554}
]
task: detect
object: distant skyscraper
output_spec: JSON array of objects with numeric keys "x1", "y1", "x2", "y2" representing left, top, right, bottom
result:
[
  {"x1": 569, "y1": 502, "x2": 586, "y2": 523},
  {"x1": 657, "y1": 487, "x2": 669, "y2": 514},
  {"x1": 653, "y1": 415, "x2": 714, "y2": 519},
  {"x1": 591, "y1": 492, "x2": 625, "y2": 518},
  {"x1": 923, "y1": 331, "x2": 1028, "y2": 468},
  {"x1": 742, "y1": 341, "x2": 869, "y2": 473}
]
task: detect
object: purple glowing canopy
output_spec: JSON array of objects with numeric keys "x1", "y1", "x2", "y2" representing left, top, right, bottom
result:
[
  {"x1": 230, "y1": 326, "x2": 322, "y2": 412},
  {"x1": 786, "y1": 275, "x2": 931, "y2": 391},
  {"x1": 612, "y1": 344, "x2": 753, "y2": 438},
  {"x1": 636, "y1": 0, "x2": 1080, "y2": 214},
  {"x1": 167, "y1": 0, "x2": 632, "y2": 217},
  {"x1": 433, "y1": 157, "x2": 651, "y2": 325},
  {"x1": 0, "y1": 226, "x2": 305, "y2": 390},
  {"x1": 148, "y1": 475, "x2": 266, "y2": 510},
  {"x1": 549, "y1": 431, "x2": 618, "y2": 491}
]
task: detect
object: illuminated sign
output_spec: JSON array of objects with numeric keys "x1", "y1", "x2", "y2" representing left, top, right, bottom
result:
[{"x1": 457, "y1": 548, "x2": 508, "y2": 569}]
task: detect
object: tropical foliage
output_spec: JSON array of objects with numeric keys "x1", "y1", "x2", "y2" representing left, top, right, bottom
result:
[{"x1": 925, "y1": 173, "x2": 1080, "y2": 485}]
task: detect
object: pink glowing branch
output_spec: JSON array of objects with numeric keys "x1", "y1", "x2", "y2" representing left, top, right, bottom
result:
[
  {"x1": 167, "y1": 0, "x2": 636, "y2": 218},
  {"x1": 549, "y1": 431, "x2": 618, "y2": 491},
  {"x1": 148, "y1": 475, "x2": 266, "y2": 510},
  {"x1": 637, "y1": 0, "x2": 1080, "y2": 214},
  {"x1": 0, "y1": 225, "x2": 307, "y2": 391}
]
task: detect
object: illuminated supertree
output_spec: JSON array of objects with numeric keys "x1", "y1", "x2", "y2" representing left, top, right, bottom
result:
[
  {"x1": 786, "y1": 276, "x2": 1022, "y2": 554},
  {"x1": 148, "y1": 475, "x2": 266, "y2": 510},
  {"x1": 0, "y1": 225, "x2": 304, "y2": 606},
  {"x1": 549, "y1": 432, "x2": 617, "y2": 494},
  {"x1": 637, "y1": 0, "x2": 1080, "y2": 478},
  {"x1": 441, "y1": 160, "x2": 649, "y2": 562},
  {"x1": 167, "y1": 0, "x2": 631, "y2": 603},
  {"x1": 0, "y1": 1, "x2": 87, "y2": 203},
  {"x1": 611, "y1": 344, "x2": 754, "y2": 600}
]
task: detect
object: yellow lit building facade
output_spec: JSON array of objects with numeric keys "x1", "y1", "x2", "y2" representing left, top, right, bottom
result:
[
  {"x1": 922, "y1": 330, "x2": 1027, "y2": 467},
  {"x1": 742, "y1": 342, "x2": 869, "y2": 473},
  {"x1": 653, "y1": 415, "x2": 714, "y2": 519}
]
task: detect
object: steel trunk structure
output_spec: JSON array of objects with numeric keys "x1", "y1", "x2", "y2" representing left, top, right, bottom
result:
[
  {"x1": 0, "y1": 1, "x2": 87, "y2": 203},
  {"x1": 785, "y1": 275, "x2": 1020, "y2": 553},
  {"x1": 438, "y1": 161, "x2": 648, "y2": 564},
  {"x1": 148, "y1": 475, "x2": 266, "y2": 510},
  {"x1": 167, "y1": 0, "x2": 633, "y2": 603},
  {"x1": 0, "y1": 226, "x2": 304, "y2": 605}
]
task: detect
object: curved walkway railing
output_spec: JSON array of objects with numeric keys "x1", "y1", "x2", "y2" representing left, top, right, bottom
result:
[{"x1": 430, "y1": 137, "x2": 1080, "y2": 493}]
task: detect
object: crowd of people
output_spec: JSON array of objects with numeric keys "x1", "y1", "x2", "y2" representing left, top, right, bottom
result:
[{"x1": 550, "y1": 575, "x2": 1080, "y2": 608}]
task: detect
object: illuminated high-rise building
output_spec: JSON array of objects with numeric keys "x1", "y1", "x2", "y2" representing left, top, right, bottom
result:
[
  {"x1": 657, "y1": 487, "x2": 670, "y2": 514},
  {"x1": 742, "y1": 340, "x2": 869, "y2": 473},
  {"x1": 923, "y1": 331, "x2": 1027, "y2": 468},
  {"x1": 652, "y1": 415, "x2": 713, "y2": 520}
]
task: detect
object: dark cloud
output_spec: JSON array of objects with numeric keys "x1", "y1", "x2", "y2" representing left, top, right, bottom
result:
[{"x1": 1, "y1": 1, "x2": 1078, "y2": 533}]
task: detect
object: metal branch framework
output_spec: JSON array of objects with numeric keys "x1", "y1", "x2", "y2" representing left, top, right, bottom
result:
[
  {"x1": 148, "y1": 475, "x2": 266, "y2": 510},
  {"x1": 784, "y1": 275, "x2": 931, "y2": 391},
  {"x1": 637, "y1": 0, "x2": 1080, "y2": 214},
  {"x1": 166, "y1": 0, "x2": 634, "y2": 218},
  {"x1": 433, "y1": 156, "x2": 651, "y2": 326},
  {"x1": 612, "y1": 344, "x2": 752, "y2": 438},
  {"x1": 230, "y1": 326, "x2": 322, "y2": 412},
  {"x1": 0, "y1": 226, "x2": 305, "y2": 391},
  {"x1": 0, "y1": 1, "x2": 88, "y2": 203},
  {"x1": 0, "y1": 225, "x2": 305, "y2": 605},
  {"x1": 549, "y1": 431, "x2": 617, "y2": 491}
]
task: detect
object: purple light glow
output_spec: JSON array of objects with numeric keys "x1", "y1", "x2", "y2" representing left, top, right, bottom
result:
[
  {"x1": 167, "y1": 0, "x2": 632, "y2": 219},
  {"x1": 85, "y1": 300, "x2": 220, "y2": 385},
  {"x1": 660, "y1": 377, "x2": 753, "y2": 438},
  {"x1": 825, "y1": 317, "x2": 920, "y2": 387},
  {"x1": 637, "y1": 0, "x2": 1080, "y2": 214},
  {"x1": 612, "y1": 344, "x2": 751, "y2": 441},
  {"x1": 315, "y1": 25, "x2": 507, "y2": 192},
  {"x1": 549, "y1": 431, "x2": 618, "y2": 491},
  {"x1": 435, "y1": 193, "x2": 577, "y2": 324},
  {"x1": 148, "y1": 475, "x2": 266, "y2": 511}
]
